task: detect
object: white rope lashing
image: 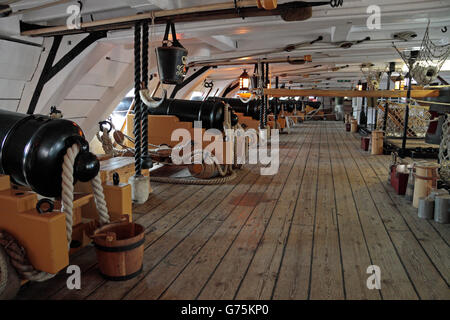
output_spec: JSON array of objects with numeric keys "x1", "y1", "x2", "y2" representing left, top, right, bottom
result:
[
  {"x1": 61, "y1": 143, "x2": 110, "y2": 247},
  {"x1": 61, "y1": 143, "x2": 78, "y2": 247}
]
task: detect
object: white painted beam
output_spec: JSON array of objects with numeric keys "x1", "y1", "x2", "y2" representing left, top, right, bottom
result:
[
  {"x1": 331, "y1": 22, "x2": 353, "y2": 43},
  {"x1": 41, "y1": 42, "x2": 113, "y2": 114},
  {"x1": 202, "y1": 35, "x2": 236, "y2": 52}
]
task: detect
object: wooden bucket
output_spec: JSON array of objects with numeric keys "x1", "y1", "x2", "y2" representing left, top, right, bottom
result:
[
  {"x1": 350, "y1": 119, "x2": 358, "y2": 133},
  {"x1": 371, "y1": 130, "x2": 384, "y2": 155},
  {"x1": 412, "y1": 162, "x2": 440, "y2": 208},
  {"x1": 92, "y1": 215, "x2": 145, "y2": 281}
]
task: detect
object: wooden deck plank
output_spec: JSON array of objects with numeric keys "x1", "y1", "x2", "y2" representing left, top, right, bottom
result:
[
  {"x1": 358, "y1": 142, "x2": 450, "y2": 245},
  {"x1": 270, "y1": 124, "x2": 321, "y2": 300},
  {"x1": 341, "y1": 126, "x2": 450, "y2": 300},
  {"x1": 16, "y1": 179, "x2": 198, "y2": 300},
  {"x1": 124, "y1": 130, "x2": 303, "y2": 299},
  {"x1": 347, "y1": 132, "x2": 450, "y2": 286},
  {"x1": 326, "y1": 124, "x2": 381, "y2": 300},
  {"x1": 233, "y1": 125, "x2": 316, "y2": 300},
  {"x1": 195, "y1": 126, "x2": 315, "y2": 300},
  {"x1": 50, "y1": 184, "x2": 209, "y2": 299},
  {"x1": 85, "y1": 167, "x2": 260, "y2": 300},
  {"x1": 16, "y1": 121, "x2": 450, "y2": 301},
  {"x1": 333, "y1": 124, "x2": 418, "y2": 300},
  {"x1": 309, "y1": 124, "x2": 345, "y2": 300}
]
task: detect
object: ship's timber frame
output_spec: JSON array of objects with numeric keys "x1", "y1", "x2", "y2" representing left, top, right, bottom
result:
[
  {"x1": 21, "y1": 0, "x2": 289, "y2": 37},
  {"x1": 26, "y1": 31, "x2": 107, "y2": 115}
]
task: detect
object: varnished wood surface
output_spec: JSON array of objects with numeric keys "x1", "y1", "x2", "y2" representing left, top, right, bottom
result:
[{"x1": 17, "y1": 122, "x2": 450, "y2": 300}]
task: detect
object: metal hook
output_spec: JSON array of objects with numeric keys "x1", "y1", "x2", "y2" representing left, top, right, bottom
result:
[
  {"x1": 442, "y1": 26, "x2": 448, "y2": 33},
  {"x1": 140, "y1": 88, "x2": 167, "y2": 109},
  {"x1": 234, "y1": 0, "x2": 245, "y2": 20}
]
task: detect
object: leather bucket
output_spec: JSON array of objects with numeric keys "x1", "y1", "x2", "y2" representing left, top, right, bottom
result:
[{"x1": 156, "y1": 21, "x2": 188, "y2": 85}]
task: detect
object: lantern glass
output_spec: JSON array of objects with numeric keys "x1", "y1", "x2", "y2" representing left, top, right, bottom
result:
[{"x1": 239, "y1": 70, "x2": 250, "y2": 91}]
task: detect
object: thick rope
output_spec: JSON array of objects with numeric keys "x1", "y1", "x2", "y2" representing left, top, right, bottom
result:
[
  {"x1": 151, "y1": 171, "x2": 237, "y2": 185},
  {"x1": 134, "y1": 22, "x2": 142, "y2": 176},
  {"x1": 0, "y1": 231, "x2": 55, "y2": 282},
  {"x1": 0, "y1": 247, "x2": 8, "y2": 294},
  {"x1": 141, "y1": 20, "x2": 150, "y2": 162},
  {"x1": 61, "y1": 143, "x2": 79, "y2": 248},
  {"x1": 91, "y1": 174, "x2": 110, "y2": 225}
]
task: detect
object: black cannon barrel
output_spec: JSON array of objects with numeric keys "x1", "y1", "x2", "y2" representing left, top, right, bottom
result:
[
  {"x1": 0, "y1": 110, "x2": 99, "y2": 197},
  {"x1": 305, "y1": 101, "x2": 322, "y2": 109},
  {"x1": 146, "y1": 98, "x2": 238, "y2": 129},
  {"x1": 208, "y1": 97, "x2": 261, "y2": 120}
]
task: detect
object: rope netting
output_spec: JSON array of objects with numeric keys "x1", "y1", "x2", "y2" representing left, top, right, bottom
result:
[
  {"x1": 360, "y1": 66, "x2": 383, "y2": 90},
  {"x1": 394, "y1": 21, "x2": 450, "y2": 85},
  {"x1": 439, "y1": 114, "x2": 450, "y2": 183},
  {"x1": 376, "y1": 102, "x2": 432, "y2": 137}
]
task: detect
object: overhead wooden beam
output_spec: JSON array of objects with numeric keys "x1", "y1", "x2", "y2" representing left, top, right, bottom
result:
[
  {"x1": 189, "y1": 55, "x2": 311, "y2": 67},
  {"x1": 264, "y1": 88, "x2": 440, "y2": 98},
  {"x1": 21, "y1": 0, "x2": 273, "y2": 37}
]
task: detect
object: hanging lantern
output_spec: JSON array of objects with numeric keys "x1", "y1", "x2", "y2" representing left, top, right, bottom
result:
[
  {"x1": 392, "y1": 75, "x2": 405, "y2": 90},
  {"x1": 239, "y1": 69, "x2": 250, "y2": 91},
  {"x1": 357, "y1": 80, "x2": 363, "y2": 91}
]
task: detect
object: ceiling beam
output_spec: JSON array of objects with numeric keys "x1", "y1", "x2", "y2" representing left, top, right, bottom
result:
[
  {"x1": 20, "y1": 0, "x2": 275, "y2": 37},
  {"x1": 202, "y1": 35, "x2": 236, "y2": 51},
  {"x1": 264, "y1": 88, "x2": 440, "y2": 98},
  {"x1": 331, "y1": 22, "x2": 352, "y2": 42}
]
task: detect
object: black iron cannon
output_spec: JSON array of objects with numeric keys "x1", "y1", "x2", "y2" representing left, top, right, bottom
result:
[
  {"x1": 145, "y1": 98, "x2": 238, "y2": 129},
  {"x1": 0, "y1": 110, "x2": 99, "y2": 197}
]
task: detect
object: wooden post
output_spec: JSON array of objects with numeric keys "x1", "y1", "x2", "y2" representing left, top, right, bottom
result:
[{"x1": 371, "y1": 130, "x2": 384, "y2": 155}]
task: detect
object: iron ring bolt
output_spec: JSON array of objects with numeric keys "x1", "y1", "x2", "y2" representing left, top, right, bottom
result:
[
  {"x1": 36, "y1": 198, "x2": 54, "y2": 214},
  {"x1": 99, "y1": 121, "x2": 113, "y2": 133}
]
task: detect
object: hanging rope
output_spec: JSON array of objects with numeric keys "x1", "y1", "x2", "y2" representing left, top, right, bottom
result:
[
  {"x1": 134, "y1": 22, "x2": 142, "y2": 177},
  {"x1": 61, "y1": 143, "x2": 79, "y2": 247},
  {"x1": 141, "y1": 20, "x2": 150, "y2": 164}
]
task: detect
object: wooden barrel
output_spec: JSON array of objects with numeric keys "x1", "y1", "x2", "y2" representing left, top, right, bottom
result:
[
  {"x1": 350, "y1": 119, "x2": 358, "y2": 133},
  {"x1": 92, "y1": 216, "x2": 145, "y2": 281},
  {"x1": 371, "y1": 130, "x2": 384, "y2": 155},
  {"x1": 412, "y1": 161, "x2": 440, "y2": 208}
]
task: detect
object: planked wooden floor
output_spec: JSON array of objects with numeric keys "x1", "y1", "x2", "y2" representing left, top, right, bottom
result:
[{"x1": 17, "y1": 122, "x2": 450, "y2": 300}]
